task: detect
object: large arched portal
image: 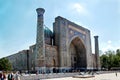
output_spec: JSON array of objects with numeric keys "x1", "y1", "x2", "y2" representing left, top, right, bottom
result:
[{"x1": 69, "y1": 37, "x2": 87, "y2": 69}]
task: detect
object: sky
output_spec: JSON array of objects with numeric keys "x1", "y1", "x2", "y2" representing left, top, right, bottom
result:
[{"x1": 0, "y1": 0, "x2": 120, "y2": 58}]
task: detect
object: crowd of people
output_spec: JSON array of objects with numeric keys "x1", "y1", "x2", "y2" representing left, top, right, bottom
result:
[{"x1": 0, "y1": 71, "x2": 20, "y2": 80}]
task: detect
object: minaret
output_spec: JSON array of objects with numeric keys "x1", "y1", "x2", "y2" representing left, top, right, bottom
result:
[
  {"x1": 35, "y1": 8, "x2": 45, "y2": 71},
  {"x1": 94, "y1": 36, "x2": 101, "y2": 70}
]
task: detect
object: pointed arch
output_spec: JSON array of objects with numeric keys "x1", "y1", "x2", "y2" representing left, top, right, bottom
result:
[{"x1": 68, "y1": 36, "x2": 87, "y2": 69}]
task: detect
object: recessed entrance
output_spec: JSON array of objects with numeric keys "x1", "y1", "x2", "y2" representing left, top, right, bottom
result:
[{"x1": 69, "y1": 37, "x2": 86, "y2": 69}]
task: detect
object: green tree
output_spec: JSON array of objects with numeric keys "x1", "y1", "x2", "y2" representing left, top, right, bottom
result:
[
  {"x1": 107, "y1": 51, "x2": 115, "y2": 69},
  {"x1": 116, "y1": 49, "x2": 120, "y2": 66},
  {"x1": 100, "y1": 49, "x2": 120, "y2": 70},
  {"x1": 113, "y1": 55, "x2": 119, "y2": 67},
  {"x1": 0, "y1": 57, "x2": 12, "y2": 71},
  {"x1": 116, "y1": 49, "x2": 120, "y2": 57},
  {"x1": 100, "y1": 54, "x2": 109, "y2": 69}
]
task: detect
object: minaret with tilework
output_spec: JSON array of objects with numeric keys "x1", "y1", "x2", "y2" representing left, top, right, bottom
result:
[
  {"x1": 94, "y1": 36, "x2": 101, "y2": 70},
  {"x1": 35, "y1": 8, "x2": 45, "y2": 71}
]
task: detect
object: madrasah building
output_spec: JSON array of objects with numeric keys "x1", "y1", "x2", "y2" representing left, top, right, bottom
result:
[{"x1": 6, "y1": 8, "x2": 100, "y2": 73}]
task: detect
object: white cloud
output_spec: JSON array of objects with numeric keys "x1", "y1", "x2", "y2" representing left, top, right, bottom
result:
[
  {"x1": 107, "y1": 40, "x2": 112, "y2": 44},
  {"x1": 102, "y1": 44, "x2": 113, "y2": 51},
  {"x1": 100, "y1": 40, "x2": 120, "y2": 53},
  {"x1": 73, "y1": 3, "x2": 85, "y2": 13},
  {"x1": 69, "y1": 3, "x2": 89, "y2": 15}
]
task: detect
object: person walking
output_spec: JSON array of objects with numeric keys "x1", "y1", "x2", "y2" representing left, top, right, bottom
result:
[
  {"x1": 0, "y1": 71, "x2": 6, "y2": 80},
  {"x1": 8, "y1": 72, "x2": 14, "y2": 80},
  {"x1": 13, "y1": 71, "x2": 20, "y2": 80},
  {"x1": 116, "y1": 72, "x2": 117, "y2": 77}
]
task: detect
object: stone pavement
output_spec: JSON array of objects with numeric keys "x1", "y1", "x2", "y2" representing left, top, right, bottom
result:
[
  {"x1": 45, "y1": 73, "x2": 120, "y2": 80},
  {"x1": 20, "y1": 73, "x2": 79, "y2": 80}
]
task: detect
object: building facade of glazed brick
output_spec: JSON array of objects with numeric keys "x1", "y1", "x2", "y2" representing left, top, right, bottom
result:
[{"x1": 6, "y1": 8, "x2": 100, "y2": 73}]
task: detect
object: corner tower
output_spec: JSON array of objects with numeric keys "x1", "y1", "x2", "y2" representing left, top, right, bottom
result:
[
  {"x1": 94, "y1": 36, "x2": 101, "y2": 70},
  {"x1": 35, "y1": 8, "x2": 45, "y2": 70}
]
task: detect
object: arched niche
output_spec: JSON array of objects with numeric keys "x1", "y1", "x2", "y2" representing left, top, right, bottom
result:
[{"x1": 69, "y1": 36, "x2": 87, "y2": 69}]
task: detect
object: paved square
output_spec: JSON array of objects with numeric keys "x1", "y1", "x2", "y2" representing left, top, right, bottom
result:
[{"x1": 45, "y1": 73, "x2": 120, "y2": 80}]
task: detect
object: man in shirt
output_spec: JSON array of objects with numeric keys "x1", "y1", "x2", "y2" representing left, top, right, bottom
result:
[{"x1": 8, "y1": 72, "x2": 13, "y2": 80}]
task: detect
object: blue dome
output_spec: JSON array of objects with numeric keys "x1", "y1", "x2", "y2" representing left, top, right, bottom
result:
[
  {"x1": 44, "y1": 25, "x2": 53, "y2": 45},
  {"x1": 44, "y1": 26, "x2": 53, "y2": 38}
]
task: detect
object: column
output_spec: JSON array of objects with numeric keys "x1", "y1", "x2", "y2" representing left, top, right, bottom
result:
[
  {"x1": 35, "y1": 8, "x2": 45, "y2": 72},
  {"x1": 94, "y1": 36, "x2": 101, "y2": 70}
]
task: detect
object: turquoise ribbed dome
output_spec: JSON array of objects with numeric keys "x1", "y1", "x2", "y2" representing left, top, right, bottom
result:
[{"x1": 44, "y1": 25, "x2": 53, "y2": 38}]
